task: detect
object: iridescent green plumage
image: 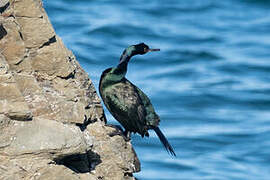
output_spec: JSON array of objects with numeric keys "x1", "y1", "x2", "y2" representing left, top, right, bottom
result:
[{"x1": 99, "y1": 43, "x2": 176, "y2": 156}]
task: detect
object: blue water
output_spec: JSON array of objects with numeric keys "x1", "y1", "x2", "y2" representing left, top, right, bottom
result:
[{"x1": 44, "y1": 1, "x2": 270, "y2": 179}]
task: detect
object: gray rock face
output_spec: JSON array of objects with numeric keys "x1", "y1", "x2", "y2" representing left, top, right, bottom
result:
[{"x1": 0, "y1": 0, "x2": 140, "y2": 179}]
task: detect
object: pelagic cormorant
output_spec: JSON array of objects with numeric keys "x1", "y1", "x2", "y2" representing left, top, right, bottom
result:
[{"x1": 99, "y1": 43, "x2": 176, "y2": 157}]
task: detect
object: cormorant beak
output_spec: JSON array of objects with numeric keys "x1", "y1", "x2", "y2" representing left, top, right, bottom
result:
[{"x1": 147, "y1": 48, "x2": 160, "y2": 52}]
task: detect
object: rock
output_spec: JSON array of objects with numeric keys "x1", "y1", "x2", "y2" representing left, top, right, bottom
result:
[
  {"x1": 0, "y1": 54, "x2": 9, "y2": 74},
  {"x1": 0, "y1": 0, "x2": 140, "y2": 179},
  {"x1": 16, "y1": 16, "x2": 55, "y2": 48},
  {"x1": 3, "y1": 118, "x2": 88, "y2": 158},
  {"x1": 87, "y1": 122, "x2": 140, "y2": 179},
  {"x1": 0, "y1": 74, "x2": 32, "y2": 121},
  {"x1": 14, "y1": 0, "x2": 43, "y2": 18},
  {"x1": 32, "y1": 35, "x2": 75, "y2": 78},
  {"x1": 0, "y1": 17, "x2": 26, "y2": 65},
  {"x1": 0, "y1": 0, "x2": 9, "y2": 14},
  {"x1": 0, "y1": 24, "x2": 7, "y2": 39},
  {"x1": 13, "y1": 74, "x2": 52, "y2": 117},
  {"x1": 0, "y1": 114, "x2": 14, "y2": 148},
  {"x1": 0, "y1": 0, "x2": 9, "y2": 9},
  {"x1": 36, "y1": 165, "x2": 82, "y2": 180}
]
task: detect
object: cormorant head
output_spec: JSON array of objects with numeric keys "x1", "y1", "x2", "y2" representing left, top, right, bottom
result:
[
  {"x1": 118, "y1": 43, "x2": 160, "y2": 66},
  {"x1": 132, "y1": 43, "x2": 160, "y2": 55}
]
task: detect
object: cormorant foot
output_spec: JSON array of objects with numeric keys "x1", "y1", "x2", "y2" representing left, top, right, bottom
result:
[
  {"x1": 106, "y1": 124, "x2": 131, "y2": 141},
  {"x1": 107, "y1": 129, "x2": 122, "y2": 137},
  {"x1": 123, "y1": 130, "x2": 131, "y2": 141},
  {"x1": 106, "y1": 124, "x2": 122, "y2": 137},
  {"x1": 105, "y1": 124, "x2": 124, "y2": 133}
]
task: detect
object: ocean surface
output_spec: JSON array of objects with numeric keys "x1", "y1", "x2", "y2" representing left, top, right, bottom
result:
[{"x1": 44, "y1": 1, "x2": 270, "y2": 179}]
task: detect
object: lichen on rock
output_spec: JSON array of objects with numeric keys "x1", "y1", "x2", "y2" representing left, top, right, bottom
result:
[{"x1": 0, "y1": 0, "x2": 140, "y2": 179}]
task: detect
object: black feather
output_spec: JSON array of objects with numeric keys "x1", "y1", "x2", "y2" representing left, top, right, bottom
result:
[{"x1": 153, "y1": 127, "x2": 176, "y2": 157}]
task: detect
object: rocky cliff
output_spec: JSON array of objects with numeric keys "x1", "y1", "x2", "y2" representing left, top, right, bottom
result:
[{"x1": 0, "y1": 0, "x2": 140, "y2": 179}]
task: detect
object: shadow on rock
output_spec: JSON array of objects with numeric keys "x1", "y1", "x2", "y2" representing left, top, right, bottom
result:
[{"x1": 53, "y1": 150, "x2": 102, "y2": 173}]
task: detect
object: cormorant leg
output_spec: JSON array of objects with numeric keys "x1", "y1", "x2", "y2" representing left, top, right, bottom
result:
[
  {"x1": 106, "y1": 124, "x2": 124, "y2": 137},
  {"x1": 105, "y1": 124, "x2": 124, "y2": 133},
  {"x1": 124, "y1": 130, "x2": 131, "y2": 141},
  {"x1": 105, "y1": 124, "x2": 131, "y2": 141}
]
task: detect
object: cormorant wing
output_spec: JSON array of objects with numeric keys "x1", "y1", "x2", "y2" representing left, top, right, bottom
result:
[
  {"x1": 103, "y1": 78, "x2": 148, "y2": 135},
  {"x1": 133, "y1": 84, "x2": 160, "y2": 127}
]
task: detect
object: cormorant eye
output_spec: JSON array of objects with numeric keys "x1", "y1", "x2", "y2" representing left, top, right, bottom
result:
[{"x1": 144, "y1": 47, "x2": 147, "y2": 52}]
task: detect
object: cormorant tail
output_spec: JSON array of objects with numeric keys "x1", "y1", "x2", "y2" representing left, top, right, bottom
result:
[{"x1": 153, "y1": 126, "x2": 176, "y2": 157}]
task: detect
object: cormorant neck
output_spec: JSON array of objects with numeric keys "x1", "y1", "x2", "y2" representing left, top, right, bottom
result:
[
  {"x1": 115, "y1": 47, "x2": 134, "y2": 76},
  {"x1": 114, "y1": 61, "x2": 128, "y2": 78}
]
